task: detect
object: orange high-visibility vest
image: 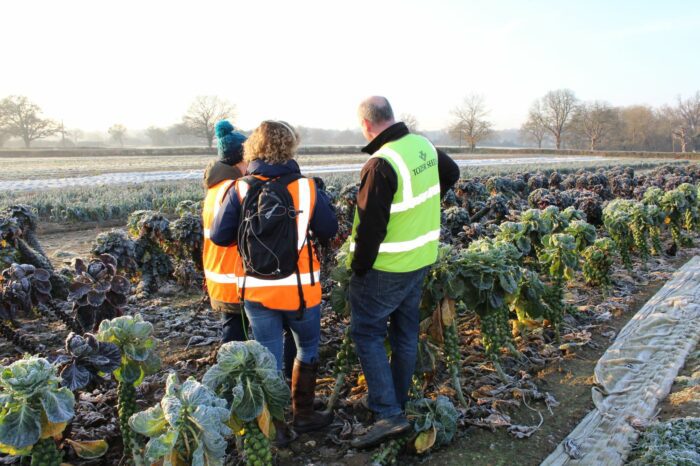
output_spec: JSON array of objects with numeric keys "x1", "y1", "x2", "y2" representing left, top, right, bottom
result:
[
  {"x1": 202, "y1": 179, "x2": 241, "y2": 304},
  {"x1": 236, "y1": 176, "x2": 321, "y2": 311}
]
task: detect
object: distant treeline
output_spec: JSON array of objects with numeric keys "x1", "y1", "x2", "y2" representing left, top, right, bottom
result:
[
  {"x1": 2, "y1": 91, "x2": 699, "y2": 154},
  {"x1": 2, "y1": 146, "x2": 698, "y2": 160}
]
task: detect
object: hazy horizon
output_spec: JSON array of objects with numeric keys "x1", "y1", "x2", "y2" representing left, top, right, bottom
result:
[{"x1": 2, "y1": 0, "x2": 699, "y2": 133}]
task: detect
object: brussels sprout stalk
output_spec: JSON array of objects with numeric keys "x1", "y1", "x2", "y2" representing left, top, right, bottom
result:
[
  {"x1": 443, "y1": 321, "x2": 467, "y2": 408},
  {"x1": 97, "y1": 315, "x2": 160, "y2": 466},
  {"x1": 326, "y1": 326, "x2": 356, "y2": 412},
  {"x1": 242, "y1": 421, "x2": 273, "y2": 466},
  {"x1": 30, "y1": 438, "x2": 63, "y2": 466},
  {"x1": 371, "y1": 436, "x2": 409, "y2": 466}
]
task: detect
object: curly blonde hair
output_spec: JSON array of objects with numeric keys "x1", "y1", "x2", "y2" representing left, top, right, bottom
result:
[{"x1": 243, "y1": 120, "x2": 300, "y2": 164}]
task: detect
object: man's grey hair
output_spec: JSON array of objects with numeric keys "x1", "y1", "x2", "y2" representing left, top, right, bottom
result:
[{"x1": 358, "y1": 96, "x2": 395, "y2": 125}]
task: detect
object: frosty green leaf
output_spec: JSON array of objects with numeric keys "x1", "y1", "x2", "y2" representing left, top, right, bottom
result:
[
  {"x1": 40, "y1": 387, "x2": 75, "y2": 423},
  {"x1": 97, "y1": 314, "x2": 160, "y2": 387},
  {"x1": 0, "y1": 356, "x2": 74, "y2": 449},
  {"x1": 0, "y1": 404, "x2": 41, "y2": 449},
  {"x1": 203, "y1": 340, "x2": 291, "y2": 422},
  {"x1": 130, "y1": 373, "x2": 231, "y2": 466}
]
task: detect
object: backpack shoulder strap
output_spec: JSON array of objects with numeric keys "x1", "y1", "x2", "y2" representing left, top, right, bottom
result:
[
  {"x1": 237, "y1": 175, "x2": 266, "y2": 201},
  {"x1": 273, "y1": 172, "x2": 304, "y2": 187}
]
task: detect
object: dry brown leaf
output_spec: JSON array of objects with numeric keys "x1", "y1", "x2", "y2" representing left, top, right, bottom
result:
[
  {"x1": 430, "y1": 303, "x2": 445, "y2": 344},
  {"x1": 441, "y1": 298, "x2": 456, "y2": 326},
  {"x1": 257, "y1": 404, "x2": 275, "y2": 439}
]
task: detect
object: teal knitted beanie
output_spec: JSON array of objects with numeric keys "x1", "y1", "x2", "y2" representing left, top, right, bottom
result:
[{"x1": 216, "y1": 120, "x2": 246, "y2": 165}]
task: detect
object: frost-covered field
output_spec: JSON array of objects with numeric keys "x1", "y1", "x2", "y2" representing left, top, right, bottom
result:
[
  {"x1": 1, "y1": 155, "x2": 627, "y2": 192},
  {"x1": 0, "y1": 158, "x2": 686, "y2": 224}
]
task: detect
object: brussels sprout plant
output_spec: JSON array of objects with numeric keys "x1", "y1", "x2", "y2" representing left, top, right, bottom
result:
[
  {"x1": 538, "y1": 233, "x2": 579, "y2": 339},
  {"x1": 582, "y1": 238, "x2": 616, "y2": 290},
  {"x1": 371, "y1": 396, "x2": 459, "y2": 465},
  {"x1": 603, "y1": 200, "x2": 635, "y2": 269},
  {"x1": 91, "y1": 229, "x2": 138, "y2": 275},
  {"x1": 129, "y1": 373, "x2": 231, "y2": 466},
  {"x1": 0, "y1": 264, "x2": 56, "y2": 353},
  {"x1": 0, "y1": 356, "x2": 75, "y2": 464},
  {"x1": 203, "y1": 341, "x2": 290, "y2": 465},
  {"x1": 55, "y1": 332, "x2": 121, "y2": 391},
  {"x1": 97, "y1": 314, "x2": 161, "y2": 464},
  {"x1": 127, "y1": 210, "x2": 174, "y2": 295},
  {"x1": 68, "y1": 255, "x2": 131, "y2": 331}
]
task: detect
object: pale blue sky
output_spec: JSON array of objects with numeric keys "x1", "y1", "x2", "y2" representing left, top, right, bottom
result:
[{"x1": 1, "y1": 0, "x2": 698, "y2": 132}]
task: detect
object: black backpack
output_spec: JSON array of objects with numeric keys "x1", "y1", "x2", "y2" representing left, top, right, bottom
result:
[{"x1": 236, "y1": 173, "x2": 315, "y2": 316}]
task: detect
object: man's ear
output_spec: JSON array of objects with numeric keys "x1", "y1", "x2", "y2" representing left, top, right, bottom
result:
[{"x1": 360, "y1": 118, "x2": 371, "y2": 133}]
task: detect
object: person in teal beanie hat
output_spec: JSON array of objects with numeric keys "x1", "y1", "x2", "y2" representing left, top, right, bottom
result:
[
  {"x1": 215, "y1": 120, "x2": 247, "y2": 165},
  {"x1": 203, "y1": 120, "x2": 248, "y2": 344}
]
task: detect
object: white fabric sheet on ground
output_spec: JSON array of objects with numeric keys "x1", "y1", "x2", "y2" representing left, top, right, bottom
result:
[{"x1": 542, "y1": 255, "x2": 700, "y2": 466}]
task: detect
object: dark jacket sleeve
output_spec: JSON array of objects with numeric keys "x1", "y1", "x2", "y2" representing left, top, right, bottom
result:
[
  {"x1": 210, "y1": 187, "x2": 241, "y2": 247},
  {"x1": 309, "y1": 186, "x2": 338, "y2": 242},
  {"x1": 437, "y1": 149, "x2": 460, "y2": 198},
  {"x1": 351, "y1": 158, "x2": 397, "y2": 276}
]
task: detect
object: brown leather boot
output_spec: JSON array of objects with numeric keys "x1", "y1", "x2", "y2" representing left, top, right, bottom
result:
[{"x1": 292, "y1": 359, "x2": 333, "y2": 433}]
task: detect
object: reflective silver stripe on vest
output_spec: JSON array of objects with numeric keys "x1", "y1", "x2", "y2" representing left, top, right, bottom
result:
[
  {"x1": 238, "y1": 270, "x2": 321, "y2": 288},
  {"x1": 296, "y1": 178, "x2": 312, "y2": 250},
  {"x1": 375, "y1": 147, "x2": 440, "y2": 213},
  {"x1": 391, "y1": 183, "x2": 441, "y2": 213},
  {"x1": 204, "y1": 270, "x2": 238, "y2": 284},
  {"x1": 238, "y1": 179, "x2": 250, "y2": 198},
  {"x1": 375, "y1": 147, "x2": 413, "y2": 210},
  {"x1": 349, "y1": 228, "x2": 440, "y2": 254},
  {"x1": 203, "y1": 228, "x2": 211, "y2": 239}
]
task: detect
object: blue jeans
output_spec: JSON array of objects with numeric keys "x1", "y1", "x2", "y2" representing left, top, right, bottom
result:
[
  {"x1": 350, "y1": 267, "x2": 429, "y2": 420},
  {"x1": 221, "y1": 312, "x2": 295, "y2": 377},
  {"x1": 244, "y1": 300, "x2": 321, "y2": 372}
]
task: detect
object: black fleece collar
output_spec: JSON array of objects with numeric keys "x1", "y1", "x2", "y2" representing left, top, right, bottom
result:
[
  {"x1": 361, "y1": 122, "x2": 410, "y2": 155},
  {"x1": 247, "y1": 159, "x2": 301, "y2": 177}
]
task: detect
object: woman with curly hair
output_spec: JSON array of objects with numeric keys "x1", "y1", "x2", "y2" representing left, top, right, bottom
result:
[{"x1": 210, "y1": 120, "x2": 338, "y2": 439}]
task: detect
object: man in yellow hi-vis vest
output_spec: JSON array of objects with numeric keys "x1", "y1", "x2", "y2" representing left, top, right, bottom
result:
[{"x1": 349, "y1": 97, "x2": 459, "y2": 449}]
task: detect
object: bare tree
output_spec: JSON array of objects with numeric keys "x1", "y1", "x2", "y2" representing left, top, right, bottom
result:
[
  {"x1": 618, "y1": 105, "x2": 656, "y2": 149},
  {"x1": 0, "y1": 129, "x2": 9, "y2": 148},
  {"x1": 676, "y1": 92, "x2": 700, "y2": 151},
  {"x1": 146, "y1": 126, "x2": 168, "y2": 146},
  {"x1": 108, "y1": 124, "x2": 127, "y2": 147},
  {"x1": 182, "y1": 96, "x2": 235, "y2": 148},
  {"x1": 571, "y1": 101, "x2": 619, "y2": 150},
  {"x1": 661, "y1": 101, "x2": 695, "y2": 153},
  {"x1": 530, "y1": 89, "x2": 578, "y2": 149},
  {"x1": 521, "y1": 102, "x2": 548, "y2": 148},
  {"x1": 56, "y1": 121, "x2": 70, "y2": 147},
  {"x1": 69, "y1": 128, "x2": 84, "y2": 146},
  {"x1": 400, "y1": 113, "x2": 419, "y2": 133},
  {"x1": 450, "y1": 94, "x2": 493, "y2": 151},
  {"x1": 673, "y1": 126, "x2": 690, "y2": 152},
  {"x1": 0, "y1": 95, "x2": 58, "y2": 148}
]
